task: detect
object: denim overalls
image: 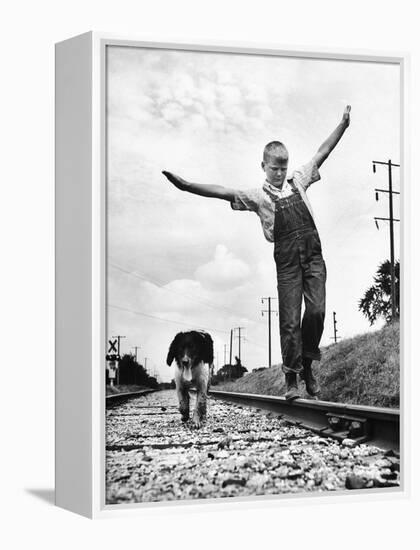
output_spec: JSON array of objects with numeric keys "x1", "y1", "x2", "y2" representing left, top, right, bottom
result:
[{"x1": 271, "y1": 181, "x2": 327, "y2": 374}]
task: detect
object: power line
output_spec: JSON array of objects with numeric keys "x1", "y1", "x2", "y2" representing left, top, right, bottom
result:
[
  {"x1": 331, "y1": 215, "x2": 370, "y2": 253},
  {"x1": 109, "y1": 303, "x2": 231, "y2": 335},
  {"x1": 243, "y1": 337, "x2": 266, "y2": 351},
  {"x1": 109, "y1": 304, "x2": 269, "y2": 358},
  {"x1": 109, "y1": 261, "x2": 263, "y2": 325}
]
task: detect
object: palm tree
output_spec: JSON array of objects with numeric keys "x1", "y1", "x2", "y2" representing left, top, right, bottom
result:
[{"x1": 359, "y1": 260, "x2": 400, "y2": 325}]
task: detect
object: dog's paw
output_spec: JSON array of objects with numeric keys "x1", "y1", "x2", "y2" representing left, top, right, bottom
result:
[{"x1": 191, "y1": 415, "x2": 205, "y2": 429}]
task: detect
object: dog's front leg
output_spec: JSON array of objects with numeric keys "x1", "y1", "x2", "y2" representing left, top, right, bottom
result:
[
  {"x1": 192, "y1": 365, "x2": 209, "y2": 429},
  {"x1": 177, "y1": 385, "x2": 190, "y2": 422},
  {"x1": 175, "y1": 367, "x2": 190, "y2": 422},
  {"x1": 192, "y1": 390, "x2": 206, "y2": 429}
]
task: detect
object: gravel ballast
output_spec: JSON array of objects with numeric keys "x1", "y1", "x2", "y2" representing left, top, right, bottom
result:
[{"x1": 106, "y1": 390, "x2": 400, "y2": 504}]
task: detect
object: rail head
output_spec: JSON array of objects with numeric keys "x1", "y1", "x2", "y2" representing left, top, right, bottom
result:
[
  {"x1": 106, "y1": 389, "x2": 158, "y2": 404},
  {"x1": 209, "y1": 389, "x2": 400, "y2": 451},
  {"x1": 209, "y1": 390, "x2": 399, "y2": 420}
]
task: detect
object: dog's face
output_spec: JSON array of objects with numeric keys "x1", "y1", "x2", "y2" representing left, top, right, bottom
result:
[{"x1": 167, "y1": 331, "x2": 214, "y2": 382}]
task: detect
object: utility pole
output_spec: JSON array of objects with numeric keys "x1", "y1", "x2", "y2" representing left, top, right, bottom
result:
[
  {"x1": 131, "y1": 346, "x2": 141, "y2": 363},
  {"x1": 261, "y1": 296, "x2": 278, "y2": 367},
  {"x1": 227, "y1": 331, "x2": 234, "y2": 381},
  {"x1": 372, "y1": 159, "x2": 400, "y2": 320},
  {"x1": 234, "y1": 327, "x2": 245, "y2": 362},
  {"x1": 330, "y1": 311, "x2": 341, "y2": 344},
  {"x1": 224, "y1": 344, "x2": 227, "y2": 366},
  {"x1": 144, "y1": 357, "x2": 148, "y2": 372}
]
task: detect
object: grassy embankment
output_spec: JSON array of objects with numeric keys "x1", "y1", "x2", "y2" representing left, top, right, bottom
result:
[{"x1": 213, "y1": 321, "x2": 399, "y2": 408}]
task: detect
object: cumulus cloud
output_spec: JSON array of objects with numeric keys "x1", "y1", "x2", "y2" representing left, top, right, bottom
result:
[
  {"x1": 145, "y1": 278, "x2": 215, "y2": 315},
  {"x1": 107, "y1": 48, "x2": 302, "y2": 138},
  {"x1": 194, "y1": 245, "x2": 251, "y2": 290}
]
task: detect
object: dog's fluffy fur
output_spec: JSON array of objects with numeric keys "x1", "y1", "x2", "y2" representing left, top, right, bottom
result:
[{"x1": 166, "y1": 331, "x2": 214, "y2": 428}]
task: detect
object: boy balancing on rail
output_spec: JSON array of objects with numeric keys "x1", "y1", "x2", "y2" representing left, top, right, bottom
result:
[{"x1": 162, "y1": 105, "x2": 351, "y2": 400}]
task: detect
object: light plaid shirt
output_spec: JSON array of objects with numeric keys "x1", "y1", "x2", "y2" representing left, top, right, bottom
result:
[{"x1": 230, "y1": 159, "x2": 321, "y2": 242}]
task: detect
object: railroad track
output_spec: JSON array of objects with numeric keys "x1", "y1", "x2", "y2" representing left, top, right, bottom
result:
[
  {"x1": 209, "y1": 390, "x2": 400, "y2": 451},
  {"x1": 106, "y1": 388, "x2": 157, "y2": 406},
  {"x1": 106, "y1": 389, "x2": 400, "y2": 504}
]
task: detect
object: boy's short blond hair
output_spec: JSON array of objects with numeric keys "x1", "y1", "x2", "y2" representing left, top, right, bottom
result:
[{"x1": 263, "y1": 141, "x2": 289, "y2": 162}]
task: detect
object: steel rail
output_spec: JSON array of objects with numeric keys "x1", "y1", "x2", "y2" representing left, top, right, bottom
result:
[
  {"x1": 106, "y1": 388, "x2": 157, "y2": 406},
  {"x1": 209, "y1": 390, "x2": 400, "y2": 451}
]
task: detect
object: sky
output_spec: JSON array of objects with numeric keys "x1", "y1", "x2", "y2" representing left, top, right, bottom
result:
[{"x1": 106, "y1": 46, "x2": 400, "y2": 382}]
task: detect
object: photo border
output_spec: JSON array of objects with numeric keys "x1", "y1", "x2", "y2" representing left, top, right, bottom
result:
[{"x1": 73, "y1": 32, "x2": 410, "y2": 518}]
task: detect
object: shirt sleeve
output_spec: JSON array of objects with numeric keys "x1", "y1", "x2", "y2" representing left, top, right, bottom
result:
[
  {"x1": 292, "y1": 158, "x2": 321, "y2": 191},
  {"x1": 230, "y1": 188, "x2": 261, "y2": 212}
]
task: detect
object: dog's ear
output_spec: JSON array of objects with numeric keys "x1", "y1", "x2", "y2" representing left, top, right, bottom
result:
[
  {"x1": 201, "y1": 333, "x2": 214, "y2": 365},
  {"x1": 167, "y1": 333, "x2": 181, "y2": 366}
]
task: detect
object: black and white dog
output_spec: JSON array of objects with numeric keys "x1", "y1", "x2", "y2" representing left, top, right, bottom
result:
[{"x1": 166, "y1": 331, "x2": 214, "y2": 428}]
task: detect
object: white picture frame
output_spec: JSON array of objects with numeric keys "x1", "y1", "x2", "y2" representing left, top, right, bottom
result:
[{"x1": 55, "y1": 32, "x2": 409, "y2": 518}]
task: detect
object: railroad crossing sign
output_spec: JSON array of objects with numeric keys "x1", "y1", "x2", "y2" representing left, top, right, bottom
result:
[
  {"x1": 106, "y1": 339, "x2": 120, "y2": 362},
  {"x1": 108, "y1": 339, "x2": 117, "y2": 353}
]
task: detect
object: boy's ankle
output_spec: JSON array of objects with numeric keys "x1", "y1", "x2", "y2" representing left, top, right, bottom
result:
[
  {"x1": 284, "y1": 372, "x2": 300, "y2": 400},
  {"x1": 301, "y1": 360, "x2": 320, "y2": 396}
]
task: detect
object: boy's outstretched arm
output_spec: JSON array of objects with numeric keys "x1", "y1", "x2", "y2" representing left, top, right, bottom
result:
[
  {"x1": 162, "y1": 171, "x2": 236, "y2": 202},
  {"x1": 313, "y1": 105, "x2": 351, "y2": 168}
]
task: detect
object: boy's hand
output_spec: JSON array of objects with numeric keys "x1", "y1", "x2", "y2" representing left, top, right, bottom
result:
[
  {"x1": 342, "y1": 105, "x2": 351, "y2": 127},
  {"x1": 314, "y1": 105, "x2": 351, "y2": 168},
  {"x1": 162, "y1": 171, "x2": 189, "y2": 191}
]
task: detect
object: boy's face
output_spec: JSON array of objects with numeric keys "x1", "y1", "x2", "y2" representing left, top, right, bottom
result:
[{"x1": 262, "y1": 154, "x2": 289, "y2": 188}]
